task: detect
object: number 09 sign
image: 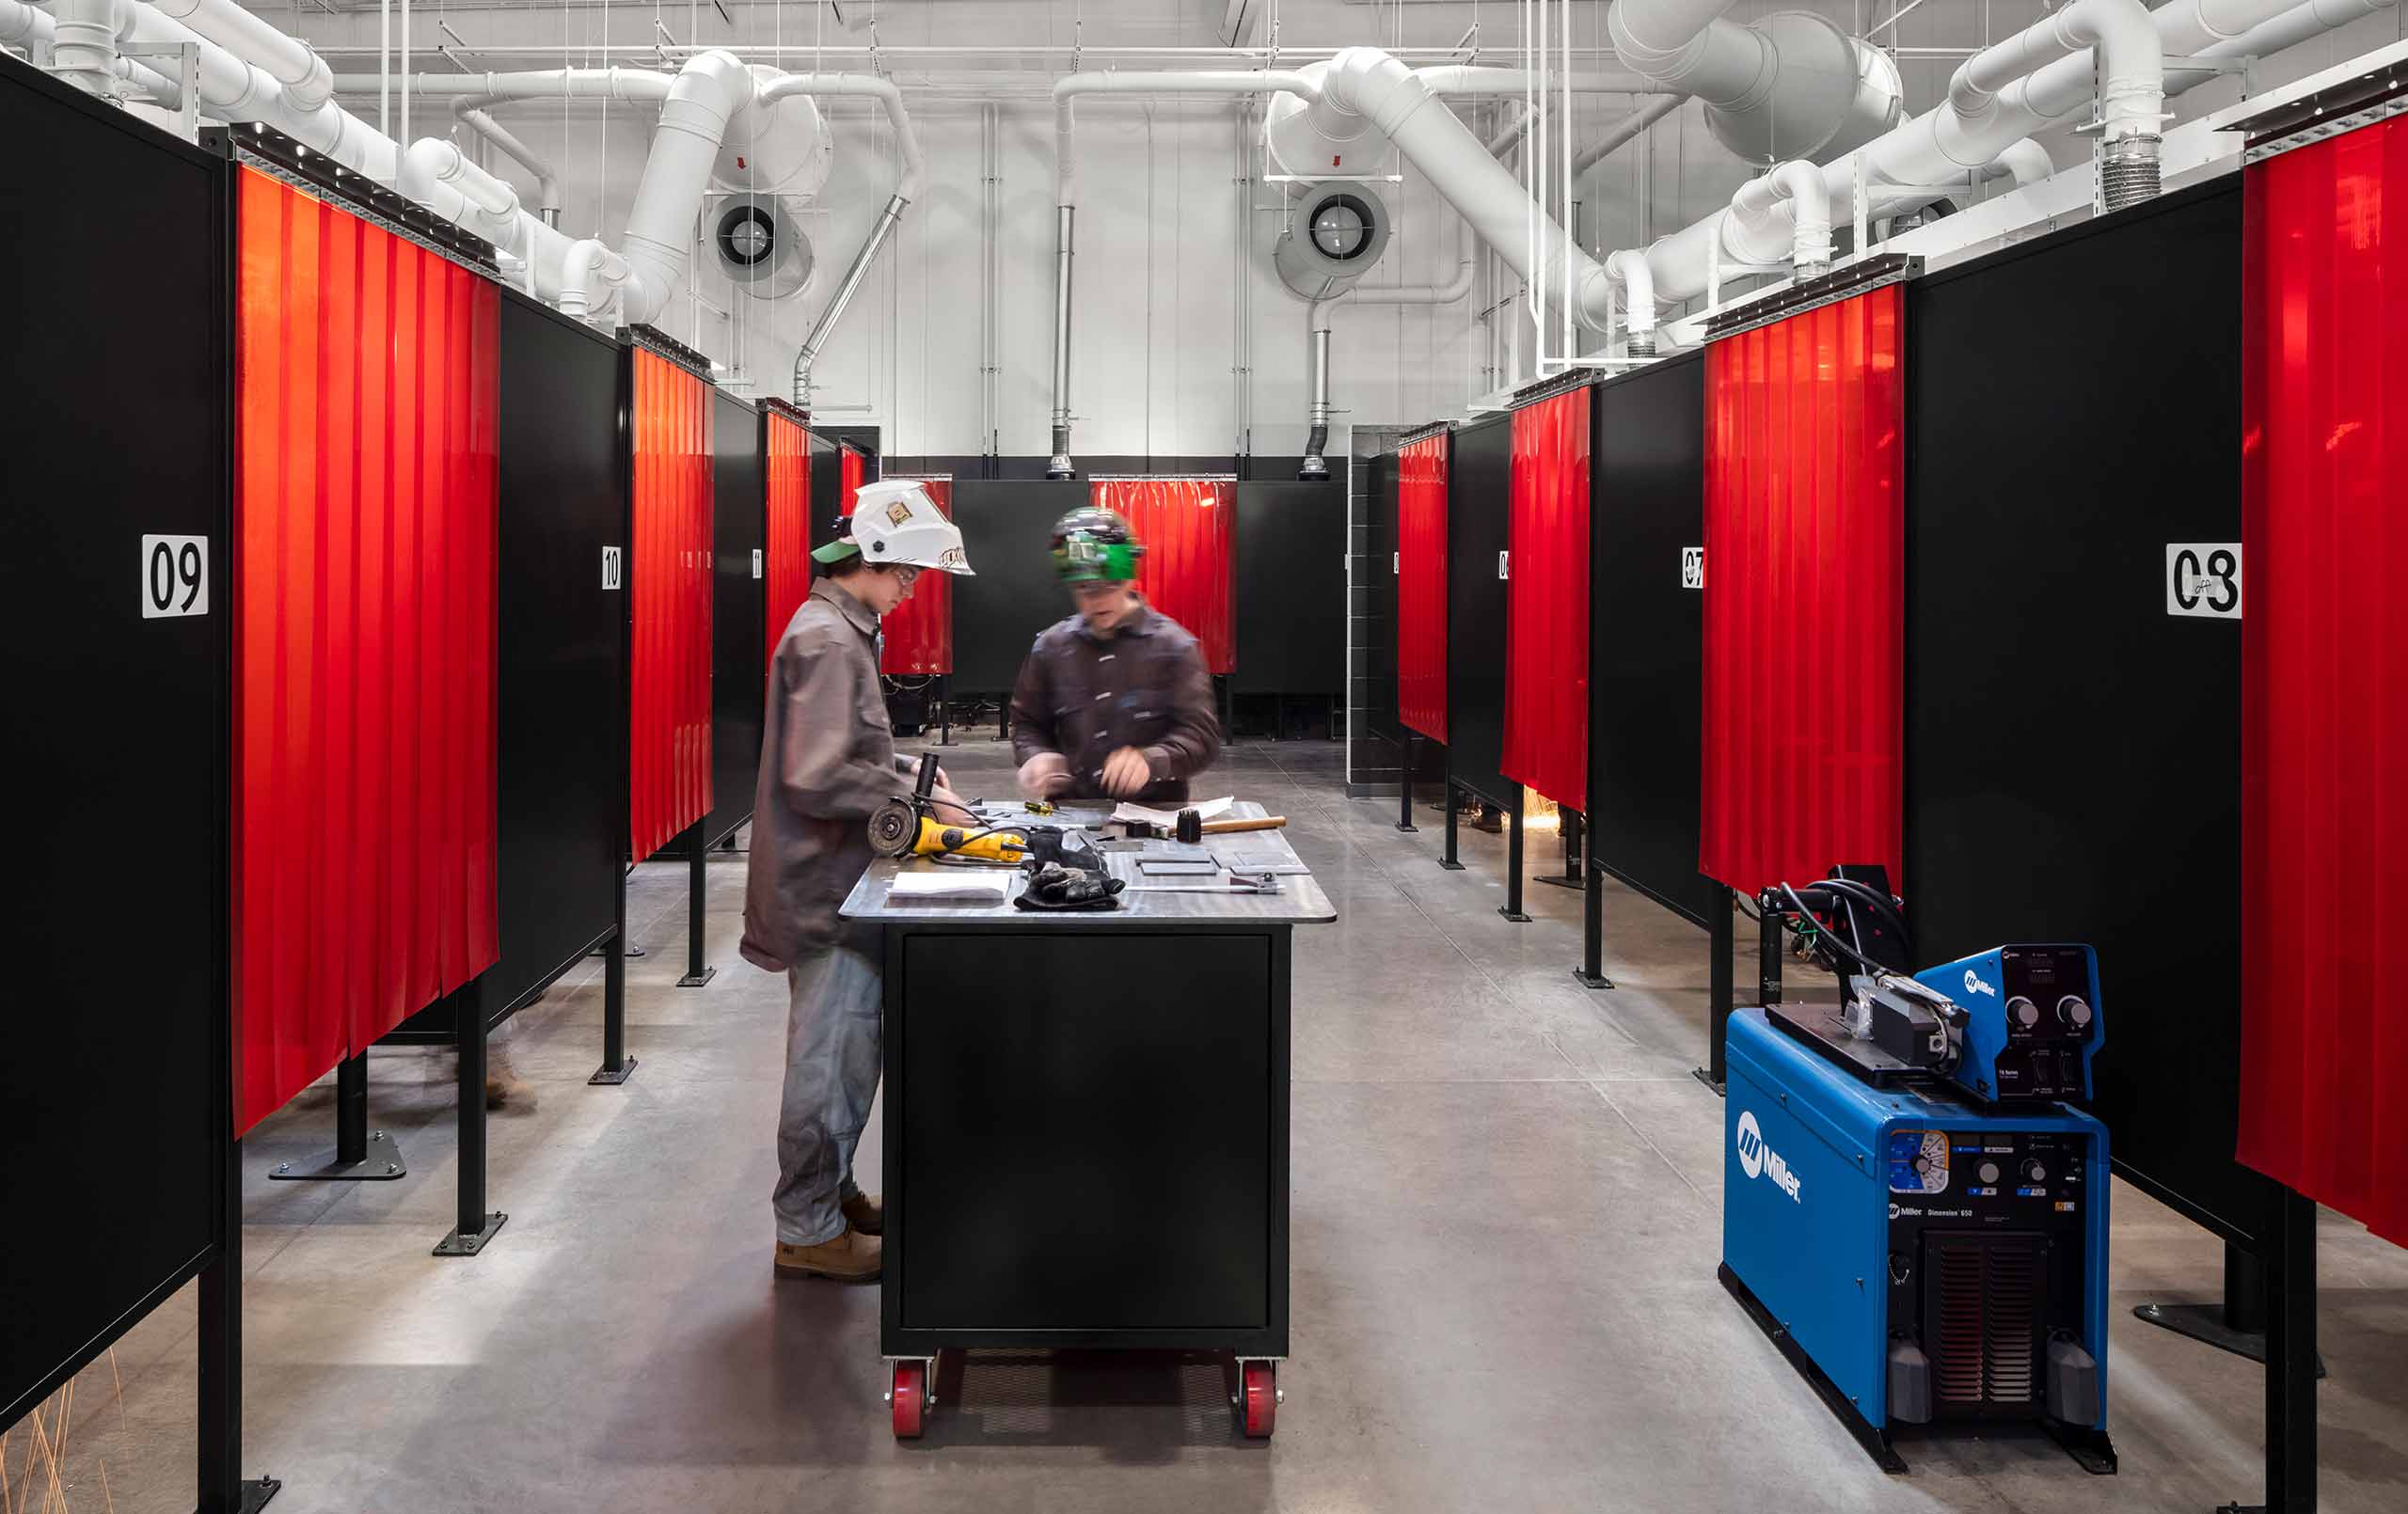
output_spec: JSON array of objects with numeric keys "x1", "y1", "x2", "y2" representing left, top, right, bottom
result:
[
  {"x1": 142, "y1": 534, "x2": 209, "y2": 618},
  {"x1": 2166, "y1": 543, "x2": 2241, "y2": 620}
]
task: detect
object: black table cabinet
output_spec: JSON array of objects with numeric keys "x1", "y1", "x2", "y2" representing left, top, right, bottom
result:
[{"x1": 841, "y1": 804, "x2": 1335, "y2": 1440}]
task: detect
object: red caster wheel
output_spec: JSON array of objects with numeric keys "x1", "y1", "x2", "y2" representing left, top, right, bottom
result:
[
  {"x1": 1240, "y1": 1360, "x2": 1278, "y2": 1439},
  {"x1": 891, "y1": 1361, "x2": 927, "y2": 1441}
]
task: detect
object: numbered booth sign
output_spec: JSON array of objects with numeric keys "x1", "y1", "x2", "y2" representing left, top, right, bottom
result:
[
  {"x1": 2166, "y1": 543, "x2": 2242, "y2": 618},
  {"x1": 142, "y1": 534, "x2": 210, "y2": 617}
]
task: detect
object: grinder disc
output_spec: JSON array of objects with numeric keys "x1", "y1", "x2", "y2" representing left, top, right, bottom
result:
[{"x1": 866, "y1": 800, "x2": 919, "y2": 858}]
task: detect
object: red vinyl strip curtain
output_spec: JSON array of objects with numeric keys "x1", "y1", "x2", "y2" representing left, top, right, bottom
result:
[
  {"x1": 1093, "y1": 478, "x2": 1237, "y2": 674},
  {"x1": 2238, "y1": 117, "x2": 2408, "y2": 1245},
  {"x1": 1699, "y1": 285, "x2": 1905, "y2": 898},
  {"x1": 847, "y1": 475, "x2": 955, "y2": 674},
  {"x1": 232, "y1": 166, "x2": 499, "y2": 1135},
  {"x1": 764, "y1": 408, "x2": 813, "y2": 673},
  {"x1": 1397, "y1": 434, "x2": 1450, "y2": 742},
  {"x1": 1503, "y1": 389, "x2": 1592, "y2": 812},
  {"x1": 840, "y1": 441, "x2": 866, "y2": 518},
  {"x1": 628, "y1": 349, "x2": 715, "y2": 862}
]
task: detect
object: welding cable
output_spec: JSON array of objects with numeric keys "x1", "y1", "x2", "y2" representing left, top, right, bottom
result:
[{"x1": 1778, "y1": 883, "x2": 1895, "y2": 980}]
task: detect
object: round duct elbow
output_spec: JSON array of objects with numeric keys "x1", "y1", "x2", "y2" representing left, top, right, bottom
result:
[
  {"x1": 1700, "y1": 12, "x2": 1902, "y2": 167},
  {"x1": 718, "y1": 67, "x2": 833, "y2": 198},
  {"x1": 1273, "y1": 181, "x2": 1392, "y2": 301},
  {"x1": 1265, "y1": 60, "x2": 1388, "y2": 178}
]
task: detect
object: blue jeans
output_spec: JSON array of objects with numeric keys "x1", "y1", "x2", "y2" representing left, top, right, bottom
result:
[{"x1": 774, "y1": 941, "x2": 883, "y2": 1247}]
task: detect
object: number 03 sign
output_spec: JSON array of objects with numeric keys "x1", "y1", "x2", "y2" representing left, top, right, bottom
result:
[
  {"x1": 141, "y1": 535, "x2": 209, "y2": 618},
  {"x1": 2166, "y1": 543, "x2": 2241, "y2": 620}
]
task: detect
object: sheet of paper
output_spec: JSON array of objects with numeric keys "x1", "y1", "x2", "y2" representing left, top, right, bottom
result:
[
  {"x1": 887, "y1": 872, "x2": 1012, "y2": 902},
  {"x1": 1111, "y1": 796, "x2": 1235, "y2": 827}
]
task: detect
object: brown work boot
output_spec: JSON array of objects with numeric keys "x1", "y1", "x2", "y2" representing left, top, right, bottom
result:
[
  {"x1": 484, "y1": 1046, "x2": 537, "y2": 1112},
  {"x1": 842, "y1": 1190, "x2": 883, "y2": 1237},
  {"x1": 775, "y1": 1225, "x2": 882, "y2": 1282}
]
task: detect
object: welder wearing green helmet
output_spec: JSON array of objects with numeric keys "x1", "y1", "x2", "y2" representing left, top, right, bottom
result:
[{"x1": 1009, "y1": 506, "x2": 1222, "y2": 804}]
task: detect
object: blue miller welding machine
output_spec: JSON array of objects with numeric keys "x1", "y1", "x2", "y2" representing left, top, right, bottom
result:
[{"x1": 1720, "y1": 916, "x2": 2115, "y2": 1475}]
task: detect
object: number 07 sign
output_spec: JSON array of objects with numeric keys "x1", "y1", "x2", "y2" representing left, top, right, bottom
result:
[
  {"x1": 141, "y1": 534, "x2": 209, "y2": 618},
  {"x1": 2166, "y1": 543, "x2": 2242, "y2": 620}
]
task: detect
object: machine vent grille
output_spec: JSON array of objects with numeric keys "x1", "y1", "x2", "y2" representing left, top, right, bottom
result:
[{"x1": 1924, "y1": 1232, "x2": 2047, "y2": 1414}]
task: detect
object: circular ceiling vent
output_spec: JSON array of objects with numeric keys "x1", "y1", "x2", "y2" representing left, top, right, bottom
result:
[{"x1": 712, "y1": 194, "x2": 814, "y2": 300}]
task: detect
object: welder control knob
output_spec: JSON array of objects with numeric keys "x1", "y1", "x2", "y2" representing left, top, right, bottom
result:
[
  {"x1": 2007, "y1": 995, "x2": 2041, "y2": 1029},
  {"x1": 1977, "y1": 1160, "x2": 2002, "y2": 1186},
  {"x1": 2022, "y1": 1159, "x2": 2048, "y2": 1186},
  {"x1": 2057, "y1": 994, "x2": 2093, "y2": 1030}
]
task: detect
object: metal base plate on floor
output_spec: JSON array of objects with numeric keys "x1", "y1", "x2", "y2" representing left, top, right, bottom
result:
[
  {"x1": 591, "y1": 942, "x2": 647, "y2": 959},
  {"x1": 268, "y1": 1130, "x2": 406, "y2": 1182},
  {"x1": 1573, "y1": 969, "x2": 1615, "y2": 989},
  {"x1": 1394, "y1": 822, "x2": 1419, "y2": 833},
  {"x1": 2133, "y1": 1302, "x2": 2329, "y2": 1376},
  {"x1": 236, "y1": 1475, "x2": 281, "y2": 1512},
  {"x1": 677, "y1": 965, "x2": 718, "y2": 987},
  {"x1": 2041, "y1": 1416, "x2": 2119, "y2": 1475},
  {"x1": 1532, "y1": 875, "x2": 1584, "y2": 891},
  {"x1": 1692, "y1": 1067, "x2": 1726, "y2": 1096},
  {"x1": 433, "y1": 1211, "x2": 509, "y2": 1257},
  {"x1": 589, "y1": 1057, "x2": 640, "y2": 1086},
  {"x1": 1497, "y1": 907, "x2": 1531, "y2": 923},
  {"x1": 1720, "y1": 1262, "x2": 1909, "y2": 1474},
  {"x1": 1436, "y1": 859, "x2": 1465, "y2": 871}
]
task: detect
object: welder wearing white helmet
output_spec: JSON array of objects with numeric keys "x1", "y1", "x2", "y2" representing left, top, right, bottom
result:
[{"x1": 740, "y1": 477, "x2": 974, "y2": 1283}]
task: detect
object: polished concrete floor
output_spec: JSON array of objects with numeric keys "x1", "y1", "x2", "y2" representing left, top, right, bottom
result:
[{"x1": 29, "y1": 738, "x2": 2408, "y2": 1512}]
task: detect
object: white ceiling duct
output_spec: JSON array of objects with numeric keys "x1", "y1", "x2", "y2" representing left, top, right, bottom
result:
[{"x1": 1606, "y1": 2, "x2": 1902, "y2": 165}]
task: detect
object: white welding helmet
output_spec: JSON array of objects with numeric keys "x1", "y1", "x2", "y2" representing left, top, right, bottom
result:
[{"x1": 813, "y1": 479, "x2": 975, "y2": 576}]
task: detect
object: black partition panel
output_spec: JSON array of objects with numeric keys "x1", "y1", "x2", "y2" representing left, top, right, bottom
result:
[
  {"x1": 807, "y1": 429, "x2": 841, "y2": 552},
  {"x1": 694, "y1": 389, "x2": 765, "y2": 847},
  {"x1": 1233, "y1": 481, "x2": 1345, "y2": 695},
  {"x1": 1447, "y1": 416, "x2": 1514, "y2": 806},
  {"x1": 4, "y1": 64, "x2": 226, "y2": 1424},
  {"x1": 1903, "y1": 179, "x2": 2265, "y2": 1247},
  {"x1": 1359, "y1": 451, "x2": 1402, "y2": 752},
  {"x1": 1590, "y1": 355, "x2": 1716, "y2": 926},
  {"x1": 388, "y1": 293, "x2": 627, "y2": 1039},
  {"x1": 951, "y1": 480, "x2": 1091, "y2": 691}
]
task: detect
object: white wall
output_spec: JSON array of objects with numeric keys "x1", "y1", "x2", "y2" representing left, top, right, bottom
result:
[{"x1": 234, "y1": 0, "x2": 2407, "y2": 448}]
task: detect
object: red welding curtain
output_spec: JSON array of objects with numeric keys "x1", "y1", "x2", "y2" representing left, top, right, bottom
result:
[
  {"x1": 2238, "y1": 118, "x2": 2408, "y2": 1246},
  {"x1": 1397, "y1": 434, "x2": 1450, "y2": 742},
  {"x1": 848, "y1": 475, "x2": 955, "y2": 674},
  {"x1": 764, "y1": 408, "x2": 812, "y2": 674},
  {"x1": 840, "y1": 442, "x2": 866, "y2": 518},
  {"x1": 1092, "y1": 479, "x2": 1237, "y2": 674},
  {"x1": 628, "y1": 349, "x2": 715, "y2": 863},
  {"x1": 1699, "y1": 285, "x2": 1904, "y2": 898},
  {"x1": 232, "y1": 166, "x2": 499, "y2": 1135},
  {"x1": 1504, "y1": 390, "x2": 1592, "y2": 812}
]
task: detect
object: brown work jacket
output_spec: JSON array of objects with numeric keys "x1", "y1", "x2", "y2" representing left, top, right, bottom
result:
[
  {"x1": 740, "y1": 577, "x2": 912, "y2": 971},
  {"x1": 1008, "y1": 600, "x2": 1222, "y2": 806}
]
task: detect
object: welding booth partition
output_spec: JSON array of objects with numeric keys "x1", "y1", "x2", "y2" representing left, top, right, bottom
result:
[
  {"x1": 4, "y1": 61, "x2": 232, "y2": 1434},
  {"x1": 626, "y1": 339, "x2": 716, "y2": 864},
  {"x1": 1502, "y1": 386, "x2": 1592, "y2": 814},
  {"x1": 231, "y1": 164, "x2": 501, "y2": 1134},
  {"x1": 1699, "y1": 283, "x2": 1905, "y2": 900},
  {"x1": 2238, "y1": 112, "x2": 2408, "y2": 1247},
  {"x1": 1446, "y1": 416, "x2": 1518, "y2": 811}
]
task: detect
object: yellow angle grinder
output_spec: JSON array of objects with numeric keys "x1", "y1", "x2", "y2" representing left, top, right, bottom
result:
[{"x1": 866, "y1": 753, "x2": 1038, "y2": 863}]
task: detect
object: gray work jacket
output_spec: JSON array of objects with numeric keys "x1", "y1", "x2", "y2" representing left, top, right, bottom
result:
[{"x1": 741, "y1": 577, "x2": 911, "y2": 971}]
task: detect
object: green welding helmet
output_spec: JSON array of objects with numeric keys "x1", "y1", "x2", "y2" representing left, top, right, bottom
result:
[{"x1": 1051, "y1": 506, "x2": 1146, "y2": 584}]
